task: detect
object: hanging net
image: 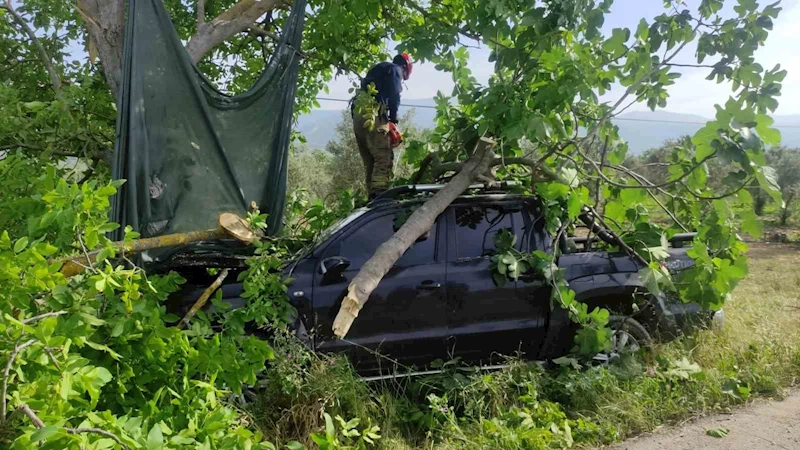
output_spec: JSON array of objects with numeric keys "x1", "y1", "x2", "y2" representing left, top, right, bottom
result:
[{"x1": 110, "y1": 0, "x2": 307, "y2": 246}]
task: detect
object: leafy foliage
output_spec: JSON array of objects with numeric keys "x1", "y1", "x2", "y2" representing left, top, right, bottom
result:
[
  {"x1": 309, "y1": 413, "x2": 381, "y2": 450},
  {"x1": 491, "y1": 229, "x2": 611, "y2": 356},
  {"x1": 0, "y1": 172, "x2": 291, "y2": 449}
]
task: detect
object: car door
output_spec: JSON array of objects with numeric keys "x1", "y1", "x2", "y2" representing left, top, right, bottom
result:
[
  {"x1": 312, "y1": 208, "x2": 449, "y2": 372},
  {"x1": 515, "y1": 201, "x2": 554, "y2": 360},
  {"x1": 444, "y1": 201, "x2": 548, "y2": 363}
]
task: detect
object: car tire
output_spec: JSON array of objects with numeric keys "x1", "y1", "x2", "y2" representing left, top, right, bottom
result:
[{"x1": 593, "y1": 316, "x2": 652, "y2": 364}]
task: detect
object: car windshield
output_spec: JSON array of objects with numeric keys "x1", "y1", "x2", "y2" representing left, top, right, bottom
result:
[{"x1": 316, "y1": 207, "x2": 369, "y2": 244}]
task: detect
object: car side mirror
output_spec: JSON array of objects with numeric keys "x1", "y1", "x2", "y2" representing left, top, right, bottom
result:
[{"x1": 320, "y1": 256, "x2": 350, "y2": 282}]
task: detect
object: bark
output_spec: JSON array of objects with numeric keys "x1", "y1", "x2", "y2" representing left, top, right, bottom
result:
[
  {"x1": 57, "y1": 213, "x2": 254, "y2": 277},
  {"x1": 76, "y1": 0, "x2": 125, "y2": 99},
  {"x1": 179, "y1": 268, "x2": 230, "y2": 329},
  {"x1": 76, "y1": 0, "x2": 286, "y2": 99},
  {"x1": 1, "y1": 0, "x2": 62, "y2": 96},
  {"x1": 185, "y1": 0, "x2": 284, "y2": 63},
  {"x1": 332, "y1": 137, "x2": 497, "y2": 338}
]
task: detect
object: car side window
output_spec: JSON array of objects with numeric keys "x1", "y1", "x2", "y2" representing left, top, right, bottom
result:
[
  {"x1": 325, "y1": 212, "x2": 437, "y2": 269},
  {"x1": 521, "y1": 206, "x2": 550, "y2": 253},
  {"x1": 453, "y1": 204, "x2": 519, "y2": 258}
]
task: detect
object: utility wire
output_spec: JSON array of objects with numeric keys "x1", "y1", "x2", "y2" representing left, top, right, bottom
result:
[{"x1": 314, "y1": 96, "x2": 800, "y2": 128}]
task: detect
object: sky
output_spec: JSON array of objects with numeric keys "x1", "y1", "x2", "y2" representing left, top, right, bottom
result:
[{"x1": 316, "y1": 0, "x2": 800, "y2": 118}]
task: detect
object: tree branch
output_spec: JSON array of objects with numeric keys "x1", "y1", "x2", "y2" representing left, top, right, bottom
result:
[
  {"x1": 2, "y1": 340, "x2": 37, "y2": 422},
  {"x1": 66, "y1": 427, "x2": 130, "y2": 450},
  {"x1": 404, "y1": 0, "x2": 508, "y2": 49},
  {"x1": 186, "y1": 0, "x2": 285, "y2": 63},
  {"x1": 16, "y1": 404, "x2": 44, "y2": 428},
  {"x1": 582, "y1": 23, "x2": 701, "y2": 146},
  {"x1": 197, "y1": 0, "x2": 205, "y2": 28},
  {"x1": 665, "y1": 62, "x2": 717, "y2": 68},
  {"x1": 0, "y1": 0, "x2": 62, "y2": 96},
  {"x1": 178, "y1": 269, "x2": 230, "y2": 329},
  {"x1": 16, "y1": 404, "x2": 131, "y2": 450},
  {"x1": 21, "y1": 311, "x2": 67, "y2": 325}
]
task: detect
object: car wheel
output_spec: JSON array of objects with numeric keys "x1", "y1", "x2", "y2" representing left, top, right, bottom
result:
[{"x1": 592, "y1": 316, "x2": 651, "y2": 364}]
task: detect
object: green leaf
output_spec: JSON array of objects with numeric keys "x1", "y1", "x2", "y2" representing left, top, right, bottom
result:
[
  {"x1": 285, "y1": 442, "x2": 305, "y2": 450},
  {"x1": 559, "y1": 167, "x2": 580, "y2": 188},
  {"x1": 86, "y1": 341, "x2": 123, "y2": 360},
  {"x1": 147, "y1": 423, "x2": 164, "y2": 450},
  {"x1": 60, "y1": 372, "x2": 72, "y2": 399},
  {"x1": 79, "y1": 313, "x2": 106, "y2": 327},
  {"x1": 31, "y1": 425, "x2": 59, "y2": 442},
  {"x1": 741, "y1": 214, "x2": 763, "y2": 239},
  {"x1": 706, "y1": 427, "x2": 729, "y2": 438},
  {"x1": 755, "y1": 114, "x2": 781, "y2": 146},
  {"x1": 98, "y1": 223, "x2": 120, "y2": 233},
  {"x1": 567, "y1": 187, "x2": 589, "y2": 220},
  {"x1": 492, "y1": 272, "x2": 507, "y2": 287},
  {"x1": 23, "y1": 101, "x2": 47, "y2": 111},
  {"x1": 13, "y1": 237, "x2": 29, "y2": 253},
  {"x1": 756, "y1": 166, "x2": 783, "y2": 206},
  {"x1": 37, "y1": 316, "x2": 57, "y2": 342},
  {"x1": 324, "y1": 413, "x2": 335, "y2": 439}
]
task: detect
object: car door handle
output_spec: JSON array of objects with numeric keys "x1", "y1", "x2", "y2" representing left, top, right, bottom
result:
[{"x1": 416, "y1": 281, "x2": 441, "y2": 290}]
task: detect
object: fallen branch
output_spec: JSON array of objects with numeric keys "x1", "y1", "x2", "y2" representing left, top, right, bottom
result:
[
  {"x1": 56, "y1": 213, "x2": 254, "y2": 278},
  {"x1": 583, "y1": 207, "x2": 648, "y2": 266},
  {"x1": 178, "y1": 269, "x2": 230, "y2": 329},
  {"x1": 332, "y1": 137, "x2": 497, "y2": 338}
]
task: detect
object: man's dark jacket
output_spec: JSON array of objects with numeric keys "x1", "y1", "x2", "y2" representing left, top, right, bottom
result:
[{"x1": 360, "y1": 62, "x2": 404, "y2": 123}]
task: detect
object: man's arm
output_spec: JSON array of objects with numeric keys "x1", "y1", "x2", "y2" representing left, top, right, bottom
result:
[{"x1": 387, "y1": 67, "x2": 403, "y2": 123}]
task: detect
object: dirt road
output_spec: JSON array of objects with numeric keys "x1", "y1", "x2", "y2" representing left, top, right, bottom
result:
[{"x1": 609, "y1": 392, "x2": 800, "y2": 450}]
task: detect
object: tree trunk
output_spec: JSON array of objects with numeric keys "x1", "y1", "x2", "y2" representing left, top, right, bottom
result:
[
  {"x1": 76, "y1": 0, "x2": 125, "y2": 100},
  {"x1": 332, "y1": 137, "x2": 497, "y2": 338},
  {"x1": 77, "y1": 0, "x2": 285, "y2": 99}
]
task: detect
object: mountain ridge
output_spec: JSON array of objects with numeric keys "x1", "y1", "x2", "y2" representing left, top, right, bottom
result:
[{"x1": 296, "y1": 101, "x2": 800, "y2": 153}]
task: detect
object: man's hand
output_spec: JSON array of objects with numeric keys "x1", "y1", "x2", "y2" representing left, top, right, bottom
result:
[{"x1": 387, "y1": 122, "x2": 403, "y2": 148}]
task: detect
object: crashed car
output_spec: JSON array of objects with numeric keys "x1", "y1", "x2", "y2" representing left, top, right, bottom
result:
[{"x1": 165, "y1": 184, "x2": 722, "y2": 377}]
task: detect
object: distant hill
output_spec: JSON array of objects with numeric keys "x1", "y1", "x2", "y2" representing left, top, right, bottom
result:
[{"x1": 296, "y1": 100, "x2": 800, "y2": 153}]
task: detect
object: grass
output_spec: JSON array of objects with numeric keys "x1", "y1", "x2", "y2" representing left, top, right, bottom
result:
[{"x1": 250, "y1": 243, "x2": 800, "y2": 450}]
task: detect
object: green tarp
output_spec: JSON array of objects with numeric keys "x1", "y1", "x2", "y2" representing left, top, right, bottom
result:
[{"x1": 110, "y1": 0, "x2": 307, "y2": 245}]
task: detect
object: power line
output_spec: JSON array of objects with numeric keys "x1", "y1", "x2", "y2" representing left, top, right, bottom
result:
[
  {"x1": 314, "y1": 96, "x2": 800, "y2": 128},
  {"x1": 316, "y1": 96, "x2": 438, "y2": 109}
]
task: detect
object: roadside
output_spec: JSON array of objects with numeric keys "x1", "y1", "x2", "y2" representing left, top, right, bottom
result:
[{"x1": 608, "y1": 391, "x2": 800, "y2": 449}]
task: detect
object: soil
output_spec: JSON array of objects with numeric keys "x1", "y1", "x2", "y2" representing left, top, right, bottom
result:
[{"x1": 606, "y1": 392, "x2": 800, "y2": 450}]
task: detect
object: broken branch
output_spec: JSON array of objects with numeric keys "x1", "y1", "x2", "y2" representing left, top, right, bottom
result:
[
  {"x1": 57, "y1": 213, "x2": 254, "y2": 278},
  {"x1": 178, "y1": 269, "x2": 230, "y2": 329}
]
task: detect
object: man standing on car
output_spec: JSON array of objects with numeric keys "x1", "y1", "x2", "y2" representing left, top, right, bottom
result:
[{"x1": 352, "y1": 53, "x2": 413, "y2": 199}]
